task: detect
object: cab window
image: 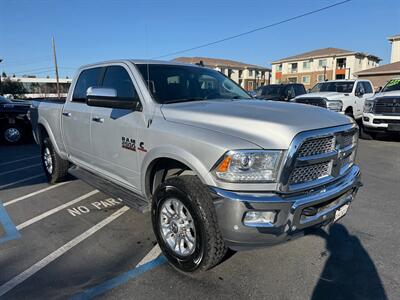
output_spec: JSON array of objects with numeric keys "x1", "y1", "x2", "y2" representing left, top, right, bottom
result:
[
  {"x1": 101, "y1": 66, "x2": 139, "y2": 101},
  {"x1": 72, "y1": 67, "x2": 103, "y2": 102}
]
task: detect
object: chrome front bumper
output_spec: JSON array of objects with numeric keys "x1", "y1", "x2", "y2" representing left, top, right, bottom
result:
[{"x1": 210, "y1": 165, "x2": 361, "y2": 250}]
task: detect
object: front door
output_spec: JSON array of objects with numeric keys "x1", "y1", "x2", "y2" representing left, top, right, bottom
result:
[
  {"x1": 62, "y1": 67, "x2": 104, "y2": 167},
  {"x1": 90, "y1": 64, "x2": 144, "y2": 191}
]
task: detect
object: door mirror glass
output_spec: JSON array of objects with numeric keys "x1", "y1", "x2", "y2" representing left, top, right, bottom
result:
[{"x1": 86, "y1": 87, "x2": 141, "y2": 110}]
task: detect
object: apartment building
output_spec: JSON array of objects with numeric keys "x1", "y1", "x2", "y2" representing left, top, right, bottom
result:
[
  {"x1": 271, "y1": 47, "x2": 381, "y2": 89},
  {"x1": 388, "y1": 33, "x2": 400, "y2": 63},
  {"x1": 173, "y1": 57, "x2": 271, "y2": 90}
]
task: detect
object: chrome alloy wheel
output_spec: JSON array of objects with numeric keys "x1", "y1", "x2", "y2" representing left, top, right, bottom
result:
[
  {"x1": 159, "y1": 198, "x2": 196, "y2": 256},
  {"x1": 43, "y1": 147, "x2": 53, "y2": 174},
  {"x1": 4, "y1": 127, "x2": 21, "y2": 143}
]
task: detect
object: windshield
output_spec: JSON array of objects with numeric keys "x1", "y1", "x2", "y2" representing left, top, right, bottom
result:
[
  {"x1": 311, "y1": 81, "x2": 354, "y2": 93},
  {"x1": 259, "y1": 85, "x2": 285, "y2": 99},
  {"x1": 136, "y1": 64, "x2": 251, "y2": 104},
  {"x1": 382, "y1": 79, "x2": 400, "y2": 92}
]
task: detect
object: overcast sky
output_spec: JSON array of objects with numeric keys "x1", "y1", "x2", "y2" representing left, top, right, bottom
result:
[{"x1": 1, "y1": 0, "x2": 399, "y2": 78}]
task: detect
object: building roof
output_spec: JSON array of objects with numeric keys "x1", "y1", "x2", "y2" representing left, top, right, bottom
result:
[
  {"x1": 388, "y1": 33, "x2": 400, "y2": 41},
  {"x1": 272, "y1": 47, "x2": 381, "y2": 63},
  {"x1": 173, "y1": 56, "x2": 270, "y2": 71},
  {"x1": 355, "y1": 61, "x2": 400, "y2": 76}
]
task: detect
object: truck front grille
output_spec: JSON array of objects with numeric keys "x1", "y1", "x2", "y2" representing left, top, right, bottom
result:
[
  {"x1": 374, "y1": 97, "x2": 400, "y2": 114},
  {"x1": 289, "y1": 161, "x2": 332, "y2": 184},
  {"x1": 297, "y1": 136, "x2": 335, "y2": 157},
  {"x1": 295, "y1": 97, "x2": 327, "y2": 108},
  {"x1": 282, "y1": 126, "x2": 358, "y2": 191}
]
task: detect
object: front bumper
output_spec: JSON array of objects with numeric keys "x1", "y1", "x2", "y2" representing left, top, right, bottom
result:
[
  {"x1": 363, "y1": 113, "x2": 400, "y2": 132},
  {"x1": 211, "y1": 165, "x2": 361, "y2": 251}
]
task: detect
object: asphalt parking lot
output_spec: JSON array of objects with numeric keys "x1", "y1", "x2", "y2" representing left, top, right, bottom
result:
[{"x1": 0, "y1": 137, "x2": 399, "y2": 300}]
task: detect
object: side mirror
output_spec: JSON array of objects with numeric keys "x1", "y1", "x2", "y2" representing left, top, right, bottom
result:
[
  {"x1": 355, "y1": 90, "x2": 364, "y2": 97},
  {"x1": 377, "y1": 86, "x2": 382, "y2": 92},
  {"x1": 86, "y1": 87, "x2": 141, "y2": 110},
  {"x1": 307, "y1": 89, "x2": 311, "y2": 93}
]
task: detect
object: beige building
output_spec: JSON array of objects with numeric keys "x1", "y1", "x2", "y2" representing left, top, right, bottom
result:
[
  {"x1": 173, "y1": 57, "x2": 271, "y2": 91},
  {"x1": 388, "y1": 33, "x2": 400, "y2": 63},
  {"x1": 271, "y1": 48, "x2": 381, "y2": 89},
  {"x1": 355, "y1": 34, "x2": 400, "y2": 88}
]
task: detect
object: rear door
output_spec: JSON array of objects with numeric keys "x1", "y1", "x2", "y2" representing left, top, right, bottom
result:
[
  {"x1": 90, "y1": 64, "x2": 145, "y2": 191},
  {"x1": 62, "y1": 67, "x2": 104, "y2": 166}
]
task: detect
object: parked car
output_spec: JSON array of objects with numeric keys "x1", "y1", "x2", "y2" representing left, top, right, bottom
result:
[
  {"x1": 255, "y1": 83, "x2": 306, "y2": 101},
  {"x1": 362, "y1": 78, "x2": 400, "y2": 138},
  {"x1": 293, "y1": 80, "x2": 374, "y2": 119},
  {"x1": 30, "y1": 60, "x2": 361, "y2": 274},
  {"x1": 0, "y1": 96, "x2": 32, "y2": 144}
]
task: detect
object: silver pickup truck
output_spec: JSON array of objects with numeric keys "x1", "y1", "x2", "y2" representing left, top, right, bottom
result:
[{"x1": 30, "y1": 60, "x2": 362, "y2": 273}]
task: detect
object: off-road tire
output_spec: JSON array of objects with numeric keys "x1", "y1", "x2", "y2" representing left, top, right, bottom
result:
[
  {"x1": 41, "y1": 137, "x2": 69, "y2": 183},
  {"x1": 152, "y1": 175, "x2": 227, "y2": 274}
]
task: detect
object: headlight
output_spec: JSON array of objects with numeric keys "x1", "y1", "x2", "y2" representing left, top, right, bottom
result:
[
  {"x1": 326, "y1": 100, "x2": 343, "y2": 112},
  {"x1": 364, "y1": 99, "x2": 375, "y2": 113},
  {"x1": 213, "y1": 150, "x2": 282, "y2": 183}
]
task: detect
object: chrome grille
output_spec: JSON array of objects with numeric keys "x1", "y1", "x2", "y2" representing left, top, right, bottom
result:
[
  {"x1": 289, "y1": 161, "x2": 332, "y2": 184},
  {"x1": 295, "y1": 97, "x2": 327, "y2": 108},
  {"x1": 374, "y1": 97, "x2": 400, "y2": 114},
  {"x1": 297, "y1": 136, "x2": 335, "y2": 157},
  {"x1": 281, "y1": 125, "x2": 359, "y2": 191}
]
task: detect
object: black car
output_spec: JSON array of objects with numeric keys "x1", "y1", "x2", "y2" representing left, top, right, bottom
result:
[
  {"x1": 0, "y1": 96, "x2": 32, "y2": 144},
  {"x1": 255, "y1": 84, "x2": 306, "y2": 101}
]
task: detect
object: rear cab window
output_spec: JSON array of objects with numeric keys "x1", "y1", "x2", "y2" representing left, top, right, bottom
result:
[{"x1": 72, "y1": 67, "x2": 104, "y2": 102}]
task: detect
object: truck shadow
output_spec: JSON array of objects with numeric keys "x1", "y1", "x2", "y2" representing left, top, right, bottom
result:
[{"x1": 311, "y1": 224, "x2": 387, "y2": 300}]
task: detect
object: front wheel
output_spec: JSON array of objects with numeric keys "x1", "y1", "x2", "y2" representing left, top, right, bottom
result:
[
  {"x1": 41, "y1": 137, "x2": 69, "y2": 183},
  {"x1": 152, "y1": 175, "x2": 227, "y2": 274}
]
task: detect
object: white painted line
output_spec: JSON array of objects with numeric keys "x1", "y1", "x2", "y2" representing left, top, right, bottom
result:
[
  {"x1": 0, "y1": 174, "x2": 44, "y2": 190},
  {"x1": 0, "y1": 206, "x2": 130, "y2": 297},
  {"x1": 0, "y1": 155, "x2": 40, "y2": 167},
  {"x1": 0, "y1": 163, "x2": 42, "y2": 176},
  {"x1": 135, "y1": 244, "x2": 162, "y2": 268},
  {"x1": 4, "y1": 182, "x2": 70, "y2": 207},
  {"x1": 16, "y1": 190, "x2": 99, "y2": 230}
]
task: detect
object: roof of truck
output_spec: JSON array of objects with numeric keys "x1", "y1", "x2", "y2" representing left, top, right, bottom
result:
[{"x1": 79, "y1": 59, "x2": 198, "y2": 70}]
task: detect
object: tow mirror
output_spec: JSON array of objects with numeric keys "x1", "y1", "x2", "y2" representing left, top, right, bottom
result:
[{"x1": 86, "y1": 87, "x2": 141, "y2": 110}]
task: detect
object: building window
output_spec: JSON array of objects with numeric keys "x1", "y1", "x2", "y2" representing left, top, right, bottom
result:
[
  {"x1": 248, "y1": 81, "x2": 254, "y2": 90},
  {"x1": 289, "y1": 63, "x2": 298, "y2": 73},
  {"x1": 276, "y1": 64, "x2": 282, "y2": 71},
  {"x1": 248, "y1": 69, "x2": 253, "y2": 77},
  {"x1": 317, "y1": 74, "x2": 325, "y2": 82},
  {"x1": 238, "y1": 70, "x2": 243, "y2": 78},
  {"x1": 336, "y1": 58, "x2": 346, "y2": 69},
  {"x1": 303, "y1": 61, "x2": 311, "y2": 69},
  {"x1": 220, "y1": 68, "x2": 225, "y2": 74},
  {"x1": 287, "y1": 77, "x2": 297, "y2": 83},
  {"x1": 302, "y1": 76, "x2": 310, "y2": 84},
  {"x1": 318, "y1": 59, "x2": 327, "y2": 68}
]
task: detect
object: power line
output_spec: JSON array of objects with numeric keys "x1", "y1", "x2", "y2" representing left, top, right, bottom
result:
[{"x1": 152, "y1": 0, "x2": 351, "y2": 59}]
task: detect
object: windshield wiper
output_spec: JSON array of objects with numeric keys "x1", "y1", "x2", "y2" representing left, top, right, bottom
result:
[{"x1": 163, "y1": 97, "x2": 205, "y2": 104}]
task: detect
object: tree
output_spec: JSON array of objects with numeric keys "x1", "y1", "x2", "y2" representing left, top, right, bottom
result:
[{"x1": 0, "y1": 78, "x2": 27, "y2": 97}]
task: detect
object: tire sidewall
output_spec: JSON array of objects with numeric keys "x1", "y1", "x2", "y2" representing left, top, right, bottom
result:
[
  {"x1": 152, "y1": 183, "x2": 207, "y2": 273},
  {"x1": 41, "y1": 137, "x2": 55, "y2": 181}
]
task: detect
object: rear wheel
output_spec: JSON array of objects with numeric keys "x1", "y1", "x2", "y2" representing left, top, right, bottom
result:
[
  {"x1": 41, "y1": 137, "x2": 69, "y2": 183},
  {"x1": 152, "y1": 175, "x2": 227, "y2": 274}
]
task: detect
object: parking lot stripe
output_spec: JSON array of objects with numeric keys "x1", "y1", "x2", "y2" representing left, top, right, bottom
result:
[
  {"x1": 3, "y1": 182, "x2": 70, "y2": 207},
  {"x1": 71, "y1": 256, "x2": 166, "y2": 300},
  {"x1": 0, "y1": 174, "x2": 44, "y2": 190},
  {"x1": 135, "y1": 245, "x2": 162, "y2": 268},
  {"x1": 0, "y1": 155, "x2": 40, "y2": 167},
  {"x1": 0, "y1": 206, "x2": 130, "y2": 297},
  {"x1": 0, "y1": 163, "x2": 42, "y2": 176},
  {"x1": 16, "y1": 190, "x2": 99, "y2": 230}
]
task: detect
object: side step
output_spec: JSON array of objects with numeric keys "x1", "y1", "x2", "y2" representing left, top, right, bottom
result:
[{"x1": 68, "y1": 166, "x2": 149, "y2": 213}]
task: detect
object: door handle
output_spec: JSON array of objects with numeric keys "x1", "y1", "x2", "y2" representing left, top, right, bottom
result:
[
  {"x1": 62, "y1": 112, "x2": 71, "y2": 117},
  {"x1": 92, "y1": 117, "x2": 104, "y2": 123}
]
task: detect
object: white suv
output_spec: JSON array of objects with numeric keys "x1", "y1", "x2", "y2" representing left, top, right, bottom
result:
[
  {"x1": 363, "y1": 78, "x2": 400, "y2": 138},
  {"x1": 293, "y1": 80, "x2": 374, "y2": 120}
]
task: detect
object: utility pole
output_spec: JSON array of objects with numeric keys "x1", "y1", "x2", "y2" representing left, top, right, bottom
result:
[
  {"x1": 0, "y1": 59, "x2": 3, "y2": 95},
  {"x1": 52, "y1": 37, "x2": 61, "y2": 99}
]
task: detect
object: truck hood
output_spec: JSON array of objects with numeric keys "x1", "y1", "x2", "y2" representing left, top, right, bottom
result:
[
  {"x1": 296, "y1": 92, "x2": 346, "y2": 100},
  {"x1": 161, "y1": 99, "x2": 351, "y2": 149},
  {"x1": 369, "y1": 90, "x2": 400, "y2": 99}
]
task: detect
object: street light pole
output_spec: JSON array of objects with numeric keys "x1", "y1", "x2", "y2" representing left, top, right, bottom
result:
[{"x1": 0, "y1": 59, "x2": 3, "y2": 95}]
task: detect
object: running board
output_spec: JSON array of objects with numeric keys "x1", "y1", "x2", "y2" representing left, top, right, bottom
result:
[{"x1": 68, "y1": 166, "x2": 149, "y2": 213}]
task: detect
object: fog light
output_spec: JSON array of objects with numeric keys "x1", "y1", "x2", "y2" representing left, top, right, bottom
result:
[{"x1": 244, "y1": 211, "x2": 276, "y2": 226}]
